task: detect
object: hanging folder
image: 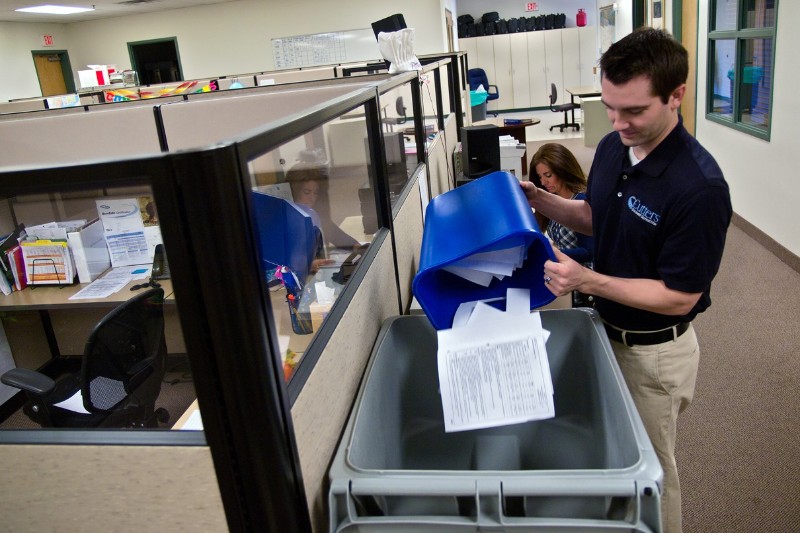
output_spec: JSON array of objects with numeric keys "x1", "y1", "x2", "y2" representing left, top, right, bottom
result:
[{"x1": 412, "y1": 171, "x2": 556, "y2": 330}]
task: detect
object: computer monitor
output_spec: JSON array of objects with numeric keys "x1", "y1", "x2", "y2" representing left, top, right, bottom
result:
[{"x1": 251, "y1": 190, "x2": 321, "y2": 283}]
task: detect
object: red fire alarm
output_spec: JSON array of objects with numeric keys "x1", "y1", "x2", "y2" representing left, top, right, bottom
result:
[{"x1": 526, "y1": 3, "x2": 538, "y2": 12}]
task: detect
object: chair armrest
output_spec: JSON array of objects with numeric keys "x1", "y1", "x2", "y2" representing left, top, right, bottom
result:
[
  {"x1": 488, "y1": 84, "x2": 499, "y2": 96},
  {"x1": 1, "y1": 368, "x2": 55, "y2": 396}
]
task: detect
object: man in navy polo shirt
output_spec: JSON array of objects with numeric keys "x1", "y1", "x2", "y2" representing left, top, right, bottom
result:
[{"x1": 521, "y1": 28, "x2": 731, "y2": 533}]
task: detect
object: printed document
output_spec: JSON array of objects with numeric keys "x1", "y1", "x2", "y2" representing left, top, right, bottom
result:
[
  {"x1": 437, "y1": 288, "x2": 554, "y2": 432},
  {"x1": 96, "y1": 198, "x2": 151, "y2": 267}
]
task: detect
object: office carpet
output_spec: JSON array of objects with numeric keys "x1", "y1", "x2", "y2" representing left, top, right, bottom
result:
[
  {"x1": 528, "y1": 133, "x2": 800, "y2": 532},
  {"x1": 679, "y1": 223, "x2": 800, "y2": 533}
]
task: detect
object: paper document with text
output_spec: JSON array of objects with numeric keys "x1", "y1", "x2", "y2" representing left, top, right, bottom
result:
[{"x1": 437, "y1": 289, "x2": 554, "y2": 432}]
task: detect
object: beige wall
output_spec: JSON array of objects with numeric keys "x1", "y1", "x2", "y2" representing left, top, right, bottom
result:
[{"x1": 695, "y1": 0, "x2": 799, "y2": 257}]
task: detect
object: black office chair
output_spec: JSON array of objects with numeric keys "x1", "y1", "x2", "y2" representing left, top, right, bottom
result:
[
  {"x1": 467, "y1": 68, "x2": 500, "y2": 117},
  {"x1": 549, "y1": 83, "x2": 580, "y2": 132},
  {"x1": 1, "y1": 287, "x2": 170, "y2": 428}
]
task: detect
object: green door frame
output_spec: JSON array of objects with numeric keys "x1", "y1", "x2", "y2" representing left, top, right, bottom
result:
[
  {"x1": 127, "y1": 37, "x2": 184, "y2": 83},
  {"x1": 31, "y1": 50, "x2": 76, "y2": 94}
]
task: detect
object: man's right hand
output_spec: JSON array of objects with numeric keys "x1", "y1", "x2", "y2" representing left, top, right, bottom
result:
[{"x1": 520, "y1": 180, "x2": 539, "y2": 207}]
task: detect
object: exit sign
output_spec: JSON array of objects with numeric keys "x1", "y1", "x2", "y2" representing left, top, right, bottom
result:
[
  {"x1": 42, "y1": 35, "x2": 54, "y2": 46},
  {"x1": 525, "y1": 2, "x2": 538, "y2": 11}
]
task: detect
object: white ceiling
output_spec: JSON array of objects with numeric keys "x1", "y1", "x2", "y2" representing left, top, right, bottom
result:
[{"x1": 0, "y1": 0, "x2": 235, "y2": 24}]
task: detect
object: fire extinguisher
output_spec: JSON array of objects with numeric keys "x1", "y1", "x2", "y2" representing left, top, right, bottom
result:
[{"x1": 577, "y1": 8, "x2": 587, "y2": 27}]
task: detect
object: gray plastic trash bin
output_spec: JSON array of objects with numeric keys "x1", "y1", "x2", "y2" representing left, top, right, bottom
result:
[
  {"x1": 471, "y1": 101, "x2": 487, "y2": 121},
  {"x1": 328, "y1": 309, "x2": 663, "y2": 532}
]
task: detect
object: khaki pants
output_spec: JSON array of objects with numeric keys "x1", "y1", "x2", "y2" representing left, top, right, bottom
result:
[{"x1": 610, "y1": 324, "x2": 699, "y2": 533}]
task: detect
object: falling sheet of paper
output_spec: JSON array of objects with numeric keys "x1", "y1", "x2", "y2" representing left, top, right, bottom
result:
[
  {"x1": 443, "y1": 244, "x2": 528, "y2": 286},
  {"x1": 437, "y1": 288, "x2": 554, "y2": 432}
]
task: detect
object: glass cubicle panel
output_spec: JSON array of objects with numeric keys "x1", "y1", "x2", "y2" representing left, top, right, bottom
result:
[
  {"x1": 0, "y1": 182, "x2": 196, "y2": 433},
  {"x1": 419, "y1": 64, "x2": 443, "y2": 136},
  {"x1": 243, "y1": 100, "x2": 380, "y2": 382},
  {"x1": 374, "y1": 74, "x2": 424, "y2": 206}
]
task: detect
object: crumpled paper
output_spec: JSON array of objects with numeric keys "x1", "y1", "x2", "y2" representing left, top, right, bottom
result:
[{"x1": 377, "y1": 28, "x2": 422, "y2": 74}]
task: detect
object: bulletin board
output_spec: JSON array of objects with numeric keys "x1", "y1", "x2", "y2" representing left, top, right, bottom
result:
[{"x1": 271, "y1": 28, "x2": 381, "y2": 70}]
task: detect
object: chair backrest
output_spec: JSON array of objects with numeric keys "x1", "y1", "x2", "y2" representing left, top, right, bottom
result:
[
  {"x1": 81, "y1": 287, "x2": 166, "y2": 413},
  {"x1": 549, "y1": 83, "x2": 558, "y2": 106},
  {"x1": 467, "y1": 68, "x2": 490, "y2": 92}
]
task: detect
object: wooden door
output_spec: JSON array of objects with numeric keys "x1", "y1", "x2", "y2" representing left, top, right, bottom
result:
[
  {"x1": 680, "y1": 0, "x2": 698, "y2": 135},
  {"x1": 33, "y1": 54, "x2": 67, "y2": 96}
]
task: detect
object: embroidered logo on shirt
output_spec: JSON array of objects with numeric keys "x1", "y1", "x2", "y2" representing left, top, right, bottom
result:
[{"x1": 627, "y1": 196, "x2": 660, "y2": 226}]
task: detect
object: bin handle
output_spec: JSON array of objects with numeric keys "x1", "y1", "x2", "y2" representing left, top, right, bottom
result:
[{"x1": 502, "y1": 477, "x2": 639, "y2": 497}]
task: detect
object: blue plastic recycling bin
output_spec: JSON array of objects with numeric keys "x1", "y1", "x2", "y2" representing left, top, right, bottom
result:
[{"x1": 412, "y1": 171, "x2": 556, "y2": 329}]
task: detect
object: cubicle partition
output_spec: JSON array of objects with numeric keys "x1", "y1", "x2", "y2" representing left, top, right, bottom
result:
[
  {"x1": 415, "y1": 58, "x2": 459, "y2": 198},
  {"x1": 0, "y1": 72, "x2": 429, "y2": 531},
  {"x1": 0, "y1": 104, "x2": 163, "y2": 167},
  {"x1": 0, "y1": 154, "x2": 227, "y2": 531}
]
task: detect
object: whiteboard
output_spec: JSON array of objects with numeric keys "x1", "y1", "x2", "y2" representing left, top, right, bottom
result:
[{"x1": 271, "y1": 28, "x2": 382, "y2": 70}]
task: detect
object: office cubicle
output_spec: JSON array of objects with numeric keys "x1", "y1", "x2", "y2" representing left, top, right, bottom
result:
[{"x1": 0, "y1": 72, "x2": 428, "y2": 531}]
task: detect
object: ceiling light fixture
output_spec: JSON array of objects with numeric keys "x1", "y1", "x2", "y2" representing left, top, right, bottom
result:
[{"x1": 15, "y1": 4, "x2": 95, "y2": 14}]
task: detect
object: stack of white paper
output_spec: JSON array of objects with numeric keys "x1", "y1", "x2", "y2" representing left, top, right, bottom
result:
[
  {"x1": 26, "y1": 220, "x2": 86, "y2": 241},
  {"x1": 436, "y1": 288, "x2": 555, "y2": 433},
  {"x1": 442, "y1": 244, "x2": 527, "y2": 287}
]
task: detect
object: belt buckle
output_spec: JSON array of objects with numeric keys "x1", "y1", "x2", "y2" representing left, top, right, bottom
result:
[{"x1": 620, "y1": 330, "x2": 630, "y2": 347}]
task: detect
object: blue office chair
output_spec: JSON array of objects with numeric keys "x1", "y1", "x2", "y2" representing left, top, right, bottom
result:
[
  {"x1": 1, "y1": 287, "x2": 170, "y2": 428},
  {"x1": 467, "y1": 68, "x2": 499, "y2": 117}
]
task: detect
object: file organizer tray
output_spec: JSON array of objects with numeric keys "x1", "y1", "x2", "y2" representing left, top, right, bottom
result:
[
  {"x1": 412, "y1": 171, "x2": 556, "y2": 330},
  {"x1": 329, "y1": 310, "x2": 663, "y2": 532}
]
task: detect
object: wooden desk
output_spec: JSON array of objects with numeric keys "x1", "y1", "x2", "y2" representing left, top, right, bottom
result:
[
  {"x1": 173, "y1": 399, "x2": 201, "y2": 430},
  {"x1": 0, "y1": 278, "x2": 183, "y2": 369},
  {"x1": 566, "y1": 86, "x2": 602, "y2": 125},
  {"x1": 0, "y1": 279, "x2": 173, "y2": 311},
  {"x1": 472, "y1": 116, "x2": 541, "y2": 176}
]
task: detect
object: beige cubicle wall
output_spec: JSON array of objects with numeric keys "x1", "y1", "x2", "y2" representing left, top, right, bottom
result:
[
  {"x1": 255, "y1": 66, "x2": 338, "y2": 86},
  {"x1": 392, "y1": 172, "x2": 424, "y2": 312},
  {"x1": 160, "y1": 83, "x2": 376, "y2": 150},
  {"x1": 0, "y1": 444, "x2": 227, "y2": 531},
  {"x1": 0, "y1": 98, "x2": 46, "y2": 114},
  {"x1": 0, "y1": 104, "x2": 163, "y2": 167},
  {"x1": 425, "y1": 112, "x2": 459, "y2": 199},
  {"x1": 291, "y1": 228, "x2": 400, "y2": 530}
]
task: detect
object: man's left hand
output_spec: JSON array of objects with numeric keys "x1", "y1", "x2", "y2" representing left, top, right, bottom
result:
[{"x1": 543, "y1": 247, "x2": 586, "y2": 296}]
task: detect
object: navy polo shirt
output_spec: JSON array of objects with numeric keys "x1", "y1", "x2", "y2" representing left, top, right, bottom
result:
[{"x1": 586, "y1": 117, "x2": 732, "y2": 331}]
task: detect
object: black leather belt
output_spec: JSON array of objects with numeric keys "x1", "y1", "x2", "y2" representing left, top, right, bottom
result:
[{"x1": 603, "y1": 322, "x2": 690, "y2": 347}]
